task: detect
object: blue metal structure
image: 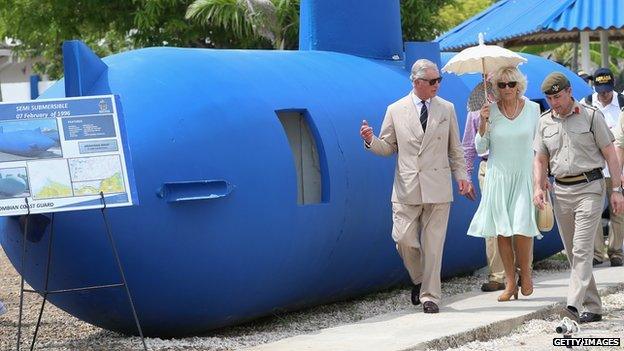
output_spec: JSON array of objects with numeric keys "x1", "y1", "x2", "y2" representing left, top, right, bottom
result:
[
  {"x1": 0, "y1": 0, "x2": 589, "y2": 337},
  {"x1": 436, "y1": 0, "x2": 624, "y2": 51}
]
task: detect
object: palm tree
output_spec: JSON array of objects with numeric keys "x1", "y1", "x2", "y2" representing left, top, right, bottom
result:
[
  {"x1": 185, "y1": 0, "x2": 299, "y2": 49},
  {"x1": 516, "y1": 41, "x2": 624, "y2": 90}
]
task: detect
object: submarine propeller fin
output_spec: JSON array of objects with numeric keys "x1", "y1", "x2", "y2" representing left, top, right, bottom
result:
[{"x1": 62, "y1": 40, "x2": 108, "y2": 97}]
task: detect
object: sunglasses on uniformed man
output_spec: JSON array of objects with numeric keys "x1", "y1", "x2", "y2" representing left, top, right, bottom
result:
[
  {"x1": 418, "y1": 77, "x2": 443, "y2": 86},
  {"x1": 497, "y1": 81, "x2": 517, "y2": 89}
]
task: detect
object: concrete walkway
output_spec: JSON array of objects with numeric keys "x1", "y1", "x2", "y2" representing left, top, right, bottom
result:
[{"x1": 245, "y1": 265, "x2": 624, "y2": 351}]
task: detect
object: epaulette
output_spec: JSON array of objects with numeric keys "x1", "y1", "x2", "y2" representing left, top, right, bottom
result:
[
  {"x1": 540, "y1": 109, "x2": 552, "y2": 118},
  {"x1": 580, "y1": 102, "x2": 598, "y2": 112}
]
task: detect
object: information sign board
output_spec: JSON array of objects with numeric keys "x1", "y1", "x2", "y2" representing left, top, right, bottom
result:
[{"x1": 0, "y1": 95, "x2": 137, "y2": 215}]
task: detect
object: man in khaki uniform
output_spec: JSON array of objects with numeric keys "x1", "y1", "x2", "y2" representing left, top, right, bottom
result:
[
  {"x1": 533, "y1": 72, "x2": 624, "y2": 324},
  {"x1": 360, "y1": 59, "x2": 471, "y2": 314}
]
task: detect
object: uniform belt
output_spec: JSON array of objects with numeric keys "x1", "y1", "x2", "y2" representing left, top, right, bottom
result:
[{"x1": 555, "y1": 168, "x2": 603, "y2": 186}]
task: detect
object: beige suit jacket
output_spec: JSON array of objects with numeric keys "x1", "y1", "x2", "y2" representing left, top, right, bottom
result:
[{"x1": 367, "y1": 93, "x2": 467, "y2": 204}]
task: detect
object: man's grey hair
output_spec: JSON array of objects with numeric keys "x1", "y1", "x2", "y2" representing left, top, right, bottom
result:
[{"x1": 410, "y1": 59, "x2": 439, "y2": 82}]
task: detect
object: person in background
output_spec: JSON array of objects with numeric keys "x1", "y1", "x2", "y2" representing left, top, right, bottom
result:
[
  {"x1": 462, "y1": 81, "x2": 505, "y2": 292},
  {"x1": 580, "y1": 67, "x2": 624, "y2": 267},
  {"x1": 467, "y1": 66, "x2": 540, "y2": 302}
]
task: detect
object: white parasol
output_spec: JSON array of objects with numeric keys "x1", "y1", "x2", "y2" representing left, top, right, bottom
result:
[{"x1": 442, "y1": 33, "x2": 527, "y2": 103}]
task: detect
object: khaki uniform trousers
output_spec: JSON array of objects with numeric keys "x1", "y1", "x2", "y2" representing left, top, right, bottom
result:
[
  {"x1": 552, "y1": 179, "x2": 604, "y2": 314},
  {"x1": 478, "y1": 160, "x2": 533, "y2": 282},
  {"x1": 593, "y1": 177, "x2": 624, "y2": 261},
  {"x1": 393, "y1": 202, "x2": 450, "y2": 305}
]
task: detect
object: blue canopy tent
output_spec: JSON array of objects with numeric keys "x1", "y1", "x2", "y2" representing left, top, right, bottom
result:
[{"x1": 436, "y1": 0, "x2": 624, "y2": 73}]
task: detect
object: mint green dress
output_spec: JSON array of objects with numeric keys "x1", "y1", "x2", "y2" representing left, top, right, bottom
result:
[{"x1": 467, "y1": 99, "x2": 541, "y2": 238}]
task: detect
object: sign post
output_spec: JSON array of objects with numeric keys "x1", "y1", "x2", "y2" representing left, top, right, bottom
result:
[{"x1": 0, "y1": 95, "x2": 146, "y2": 350}]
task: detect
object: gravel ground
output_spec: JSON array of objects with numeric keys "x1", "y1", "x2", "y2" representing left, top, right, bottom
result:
[
  {"x1": 0, "y1": 247, "x2": 611, "y2": 351},
  {"x1": 433, "y1": 290, "x2": 624, "y2": 351}
]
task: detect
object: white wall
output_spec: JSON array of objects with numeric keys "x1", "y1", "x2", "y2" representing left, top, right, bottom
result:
[
  {"x1": 0, "y1": 53, "x2": 55, "y2": 101},
  {"x1": 0, "y1": 81, "x2": 56, "y2": 102}
]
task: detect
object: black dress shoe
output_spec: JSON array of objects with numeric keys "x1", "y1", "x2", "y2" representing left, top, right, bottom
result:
[
  {"x1": 481, "y1": 281, "x2": 505, "y2": 292},
  {"x1": 593, "y1": 258, "x2": 603, "y2": 266},
  {"x1": 423, "y1": 301, "x2": 439, "y2": 314},
  {"x1": 610, "y1": 257, "x2": 623, "y2": 267},
  {"x1": 561, "y1": 305, "x2": 579, "y2": 323},
  {"x1": 411, "y1": 284, "x2": 421, "y2": 305},
  {"x1": 580, "y1": 312, "x2": 602, "y2": 323}
]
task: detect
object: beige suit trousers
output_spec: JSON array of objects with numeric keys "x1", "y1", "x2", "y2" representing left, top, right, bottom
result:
[
  {"x1": 393, "y1": 202, "x2": 450, "y2": 305},
  {"x1": 593, "y1": 177, "x2": 624, "y2": 261},
  {"x1": 553, "y1": 180, "x2": 604, "y2": 314}
]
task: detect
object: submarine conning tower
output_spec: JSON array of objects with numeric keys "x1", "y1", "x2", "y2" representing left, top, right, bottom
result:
[
  {"x1": 299, "y1": 0, "x2": 440, "y2": 71},
  {"x1": 299, "y1": 0, "x2": 404, "y2": 60}
]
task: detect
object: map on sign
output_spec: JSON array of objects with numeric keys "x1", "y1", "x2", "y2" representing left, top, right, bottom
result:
[
  {"x1": 69, "y1": 155, "x2": 125, "y2": 195},
  {"x1": 0, "y1": 95, "x2": 137, "y2": 215}
]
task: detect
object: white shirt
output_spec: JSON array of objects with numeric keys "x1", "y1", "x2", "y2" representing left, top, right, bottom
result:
[
  {"x1": 411, "y1": 93, "x2": 431, "y2": 129},
  {"x1": 581, "y1": 92, "x2": 622, "y2": 177}
]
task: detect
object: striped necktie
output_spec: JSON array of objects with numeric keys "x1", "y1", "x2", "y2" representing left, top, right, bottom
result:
[{"x1": 420, "y1": 100, "x2": 428, "y2": 132}]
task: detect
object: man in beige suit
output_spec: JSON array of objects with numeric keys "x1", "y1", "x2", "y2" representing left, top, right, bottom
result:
[{"x1": 360, "y1": 59, "x2": 471, "y2": 314}]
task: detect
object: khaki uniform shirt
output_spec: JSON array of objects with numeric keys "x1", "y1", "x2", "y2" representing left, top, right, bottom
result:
[
  {"x1": 533, "y1": 101, "x2": 614, "y2": 178},
  {"x1": 612, "y1": 109, "x2": 624, "y2": 148}
]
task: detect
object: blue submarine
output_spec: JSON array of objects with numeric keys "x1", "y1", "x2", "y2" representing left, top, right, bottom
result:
[
  {"x1": 0, "y1": 0, "x2": 591, "y2": 337},
  {"x1": 0, "y1": 127, "x2": 56, "y2": 157}
]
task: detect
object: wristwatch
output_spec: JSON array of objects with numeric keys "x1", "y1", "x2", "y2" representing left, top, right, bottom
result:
[{"x1": 612, "y1": 186, "x2": 623, "y2": 194}]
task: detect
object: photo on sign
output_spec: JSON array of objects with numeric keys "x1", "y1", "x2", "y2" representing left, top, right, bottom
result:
[
  {"x1": 68, "y1": 155, "x2": 125, "y2": 196},
  {"x1": 0, "y1": 167, "x2": 30, "y2": 199},
  {"x1": 28, "y1": 159, "x2": 73, "y2": 199},
  {"x1": 0, "y1": 119, "x2": 62, "y2": 162}
]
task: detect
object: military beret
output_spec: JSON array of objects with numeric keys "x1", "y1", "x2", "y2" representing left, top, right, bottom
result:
[{"x1": 541, "y1": 72, "x2": 570, "y2": 95}]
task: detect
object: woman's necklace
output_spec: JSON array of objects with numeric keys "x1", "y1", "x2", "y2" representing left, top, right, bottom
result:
[{"x1": 501, "y1": 99, "x2": 520, "y2": 120}]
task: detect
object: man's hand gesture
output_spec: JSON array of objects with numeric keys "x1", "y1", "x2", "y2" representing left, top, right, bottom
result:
[{"x1": 360, "y1": 120, "x2": 374, "y2": 144}]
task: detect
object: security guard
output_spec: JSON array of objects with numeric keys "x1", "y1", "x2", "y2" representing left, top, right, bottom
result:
[{"x1": 533, "y1": 72, "x2": 624, "y2": 324}]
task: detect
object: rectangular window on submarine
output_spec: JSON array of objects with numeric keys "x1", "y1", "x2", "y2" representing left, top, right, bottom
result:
[{"x1": 276, "y1": 110, "x2": 323, "y2": 205}]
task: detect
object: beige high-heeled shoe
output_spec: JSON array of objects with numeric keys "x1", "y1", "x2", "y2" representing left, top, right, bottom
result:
[
  {"x1": 519, "y1": 274, "x2": 533, "y2": 296},
  {"x1": 497, "y1": 286, "x2": 519, "y2": 302}
]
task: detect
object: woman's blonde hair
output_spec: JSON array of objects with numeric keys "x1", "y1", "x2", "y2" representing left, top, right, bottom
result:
[{"x1": 491, "y1": 66, "x2": 527, "y2": 100}]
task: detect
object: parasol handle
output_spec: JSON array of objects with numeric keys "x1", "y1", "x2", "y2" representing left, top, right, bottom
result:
[{"x1": 482, "y1": 58, "x2": 487, "y2": 106}]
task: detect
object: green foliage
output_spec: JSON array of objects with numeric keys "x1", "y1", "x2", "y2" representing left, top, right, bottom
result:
[
  {"x1": 400, "y1": 0, "x2": 455, "y2": 41},
  {"x1": 185, "y1": 0, "x2": 299, "y2": 49},
  {"x1": 0, "y1": 0, "x2": 473, "y2": 78},
  {"x1": 437, "y1": 0, "x2": 494, "y2": 32},
  {"x1": 186, "y1": 0, "x2": 258, "y2": 43},
  {"x1": 0, "y1": 0, "x2": 240, "y2": 78},
  {"x1": 516, "y1": 41, "x2": 624, "y2": 88},
  {"x1": 0, "y1": 0, "x2": 135, "y2": 78}
]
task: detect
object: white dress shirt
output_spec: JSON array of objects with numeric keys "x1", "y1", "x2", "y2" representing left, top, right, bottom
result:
[{"x1": 582, "y1": 92, "x2": 622, "y2": 177}]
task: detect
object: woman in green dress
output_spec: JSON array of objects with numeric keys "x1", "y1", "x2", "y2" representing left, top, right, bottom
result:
[{"x1": 467, "y1": 67, "x2": 541, "y2": 302}]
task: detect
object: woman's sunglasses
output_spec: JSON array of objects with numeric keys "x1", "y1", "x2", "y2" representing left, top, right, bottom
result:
[
  {"x1": 418, "y1": 77, "x2": 443, "y2": 86},
  {"x1": 497, "y1": 81, "x2": 518, "y2": 89}
]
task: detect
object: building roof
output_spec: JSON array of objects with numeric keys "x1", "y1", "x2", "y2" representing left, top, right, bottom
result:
[{"x1": 436, "y1": 0, "x2": 624, "y2": 51}]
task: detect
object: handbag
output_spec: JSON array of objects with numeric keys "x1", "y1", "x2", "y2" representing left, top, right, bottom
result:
[{"x1": 537, "y1": 190, "x2": 554, "y2": 232}]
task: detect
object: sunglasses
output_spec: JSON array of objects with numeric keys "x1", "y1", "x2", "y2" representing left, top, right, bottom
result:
[
  {"x1": 497, "y1": 81, "x2": 518, "y2": 89},
  {"x1": 418, "y1": 77, "x2": 443, "y2": 86}
]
